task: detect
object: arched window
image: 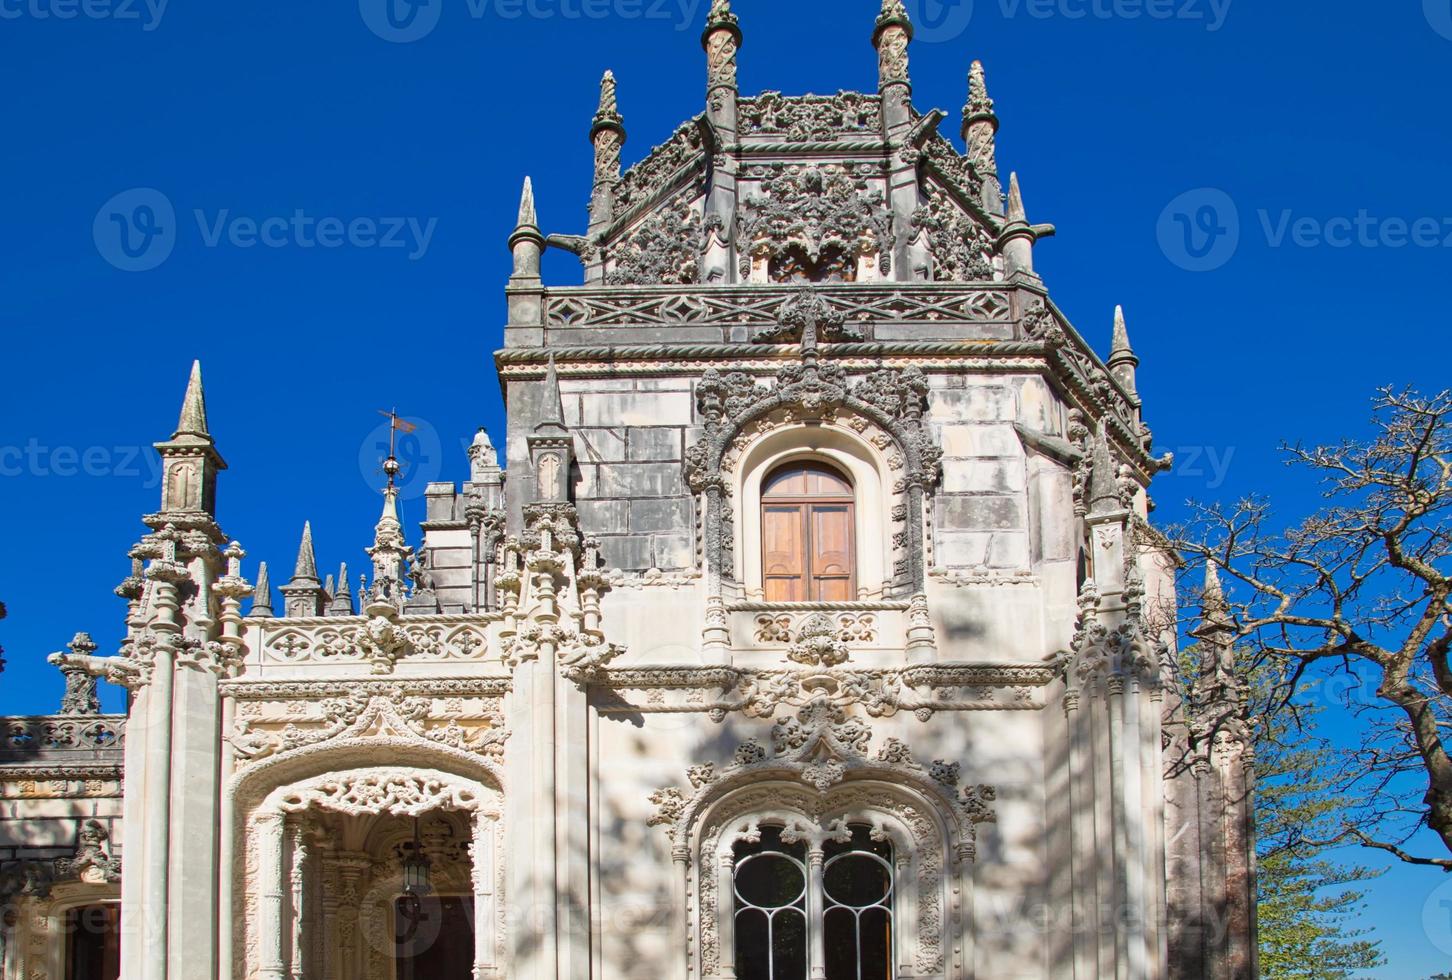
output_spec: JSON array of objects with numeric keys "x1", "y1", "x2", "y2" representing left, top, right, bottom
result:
[
  {"x1": 761, "y1": 461, "x2": 856, "y2": 602},
  {"x1": 732, "y1": 823, "x2": 894, "y2": 980}
]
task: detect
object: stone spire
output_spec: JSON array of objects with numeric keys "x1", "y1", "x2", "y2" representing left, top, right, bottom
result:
[
  {"x1": 962, "y1": 60, "x2": 1002, "y2": 212},
  {"x1": 1086, "y1": 422, "x2": 1123, "y2": 518},
  {"x1": 175, "y1": 360, "x2": 209, "y2": 438},
  {"x1": 510, "y1": 176, "x2": 545, "y2": 281},
  {"x1": 702, "y1": 0, "x2": 742, "y2": 103},
  {"x1": 528, "y1": 355, "x2": 574, "y2": 504},
  {"x1": 328, "y1": 562, "x2": 355, "y2": 616},
  {"x1": 281, "y1": 522, "x2": 325, "y2": 617},
  {"x1": 588, "y1": 71, "x2": 627, "y2": 235},
  {"x1": 997, "y1": 172, "x2": 1056, "y2": 282},
  {"x1": 249, "y1": 560, "x2": 274, "y2": 617},
  {"x1": 1108, "y1": 305, "x2": 1140, "y2": 396},
  {"x1": 154, "y1": 360, "x2": 227, "y2": 517},
  {"x1": 366, "y1": 485, "x2": 413, "y2": 611},
  {"x1": 873, "y1": 0, "x2": 914, "y2": 135}
]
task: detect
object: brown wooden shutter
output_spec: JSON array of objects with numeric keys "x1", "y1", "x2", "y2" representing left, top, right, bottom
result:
[
  {"x1": 810, "y1": 504, "x2": 855, "y2": 602},
  {"x1": 763, "y1": 505, "x2": 808, "y2": 601}
]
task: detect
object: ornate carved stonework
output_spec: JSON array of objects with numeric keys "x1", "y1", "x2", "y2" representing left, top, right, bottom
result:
[
  {"x1": 610, "y1": 119, "x2": 707, "y2": 220},
  {"x1": 605, "y1": 194, "x2": 703, "y2": 286},
  {"x1": 738, "y1": 92, "x2": 882, "y2": 142},
  {"x1": 913, "y1": 182, "x2": 996, "y2": 281},
  {"x1": 737, "y1": 164, "x2": 894, "y2": 282}
]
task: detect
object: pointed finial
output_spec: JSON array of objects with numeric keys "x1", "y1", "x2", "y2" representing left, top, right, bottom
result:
[
  {"x1": 517, "y1": 176, "x2": 538, "y2": 230},
  {"x1": 293, "y1": 522, "x2": 320, "y2": 582},
  {"x1": 336, "y1": 563, "x2": 352, "y2": 597},
  {"x1": 173, "y1": 360, "x2": 210, "y2": 439},
  {"x1": 967, "y1": 61, "x2": 995, "y2": 119},
  {"x1": 1006, "y1": 172, "x2": 1026, "y2": 223},
  {"x1": 535, "y1": 355, "x2": 568, "y2": 434},
  {"x1": 1086, "y1": 422, "x2": 1122, "y2": 516},
  {"x1": 705, "y1": 0, "x2": 739, "y2": 35},
  {"x1": 877, "y1": 0, "x2": 910, "y2": 29},
  {"x1": 250, "y1": 561, "x2": 275, "y2": 617},
  {"x1": 592, "y1": 70, "x2": 625, "y2": 137},
  {"x1": 1108, "y1": 305, "x2": 1140, "y2": 394}
]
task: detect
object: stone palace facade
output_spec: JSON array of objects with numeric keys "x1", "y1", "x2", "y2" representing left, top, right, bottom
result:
[{"x1": 0, "y1": 2, "x2": 1256, "y2": 978}]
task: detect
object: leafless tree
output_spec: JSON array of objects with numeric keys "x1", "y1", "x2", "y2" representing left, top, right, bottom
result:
[{"x1": 1170, "y1": 388, "x2": 1452, "y2": 868}]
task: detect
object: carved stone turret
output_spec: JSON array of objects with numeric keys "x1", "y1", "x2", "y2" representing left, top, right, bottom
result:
[
  {"x1": 1108, "y1": 305, "x2": 1140, "y2": 397},
  {"x1": 873, "y1": 0, "x2": 914, "y2": 135},
  {"x1": 153, "y1": 360, "x2": 226, "y2": 522},
  {"x1": 54, "y1": 632, "x2": 101, "y2": 715},
  {"x1": 588, "y1": 71, "x2": 627, "y2": 237},
  {"x1": 281, "y1": 522, "x2": 325, "y2": 617},
  {"x1": 527, "y1": 357, "x2": 573, "y2": 505},
  {"x1": 962, "y1": 60, "x2": 1002, "y2": 212},
  {"x1": 997, "y1": 172, "x2": 1057, "y2": 283}
]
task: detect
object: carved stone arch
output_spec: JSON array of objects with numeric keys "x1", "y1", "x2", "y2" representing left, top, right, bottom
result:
[
  {"x1": 227, "y1": 740, "x2": 505, "y2": 980},
  {"x1": 684, "y1": 776, "x2": 960, "y2": 979},
  {"x1": 686, "y1": 293, "x2": 942, "y2": 605}
]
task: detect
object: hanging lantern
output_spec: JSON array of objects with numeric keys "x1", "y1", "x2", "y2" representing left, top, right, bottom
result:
[{"x1": 401, "y1": 819, "x2": 433, "y2": 898}]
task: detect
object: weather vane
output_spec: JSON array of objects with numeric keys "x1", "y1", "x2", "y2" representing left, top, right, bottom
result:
[{"x1": 377, "y1": 408, "x2": 417, "y2": 489}]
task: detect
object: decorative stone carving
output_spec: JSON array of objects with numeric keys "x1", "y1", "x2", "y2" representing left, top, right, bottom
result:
[
  {"x1": 913, "y1": 183, "x2": 996, "y2": 281},
  {"x1": 231, "y1": 693, "x2": 508, "y2": 766},
  {"x1": 538, "y1": 282, "x2": 1012, "y2": 329},
  {"x1": 605, "y1": 195, "x2": 703, "y2": 286},
  {"x1": 738, "y1": 92, "x2": 881, "y2": 142},
  {"x1": 685, "y1": 290, "x2": 942, "y2": 608},
  {"x1": 737, "y1": 165, "x2": 894, "y2": 282},
  {"x1": 611, "y1": 119, "x2": 707, "y2": 220},
  {"x1": 258, "y1": 617, "x2": 494, "y2": 666},
  {"x1": 785, "y1": 613, "x2": 850, "y2": 668},
  {"x1": 54, "y1": 820, "x2": 121, "y2": 885}
]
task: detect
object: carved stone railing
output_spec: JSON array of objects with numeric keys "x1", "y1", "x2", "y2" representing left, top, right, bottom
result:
[
  {"x1": 0, "y1": 715, "x2": 126, "y2": 764},
  {"x1": 254, "y1": 614, "x2": 496, "y2": 667},
  {"x1": 537, "y1": 283, "x2": 1014, "y2": 333}
]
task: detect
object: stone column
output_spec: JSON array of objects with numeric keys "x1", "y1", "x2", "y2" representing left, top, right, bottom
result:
[
  {"x1": 716, "y1": 852, "x2": 736, "y2": 978},
  {"x1": 669, "y1": 846, "x2": 690, "y2": 980},
  {"x1": 255, "y1": 812, "x2": 289, "y2": 980},
  {"x1": 287, "y1": 819, "x2": 308, "y2": 980},
  {"x1": 143, "y1": 576, "x2": 182, "y2": 980},
  {"x1": 806, "y1": 847, "x2": 826, "y2": 980},
  {"x1": 1063, "y1": 689, "x2": 1097, "y2": 980},
  {"x1": 471, "y1": 811, "x2": 496, "y2": 979}
]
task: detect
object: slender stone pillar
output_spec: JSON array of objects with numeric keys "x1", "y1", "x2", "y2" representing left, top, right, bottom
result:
[
  {"x1": 807, "y1": 848, "x2": 826, "y2": 980},
  {"x1": 670, "y1": 846, "x2": 690, "y2": 980},
  {"x1": 255, "y1": 812, "x2": 288, "y2": 980},
  {"x1": 472, "y1": 811, "x2": 496, "y2": 979},
  {"x1": 716, "y1": 852, "x2": 737, "y2": 979}
]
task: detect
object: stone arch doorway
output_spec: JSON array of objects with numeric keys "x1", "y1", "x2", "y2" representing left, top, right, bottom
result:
[{"x1": 239, "y1": 765, "x2": 503, "y2": 980}]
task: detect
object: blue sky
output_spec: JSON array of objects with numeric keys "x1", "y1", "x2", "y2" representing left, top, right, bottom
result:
[{"x1": 1, "y1": 0, "x2": 1449, "y2": 972}]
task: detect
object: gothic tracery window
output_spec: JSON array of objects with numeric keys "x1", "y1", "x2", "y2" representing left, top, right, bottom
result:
[
  {"x1": 761, "y1": 461, "x2": 857, "y2": 602},
  {"x1": 732, "y1": 823, "x2": 894, "y2": 980}
]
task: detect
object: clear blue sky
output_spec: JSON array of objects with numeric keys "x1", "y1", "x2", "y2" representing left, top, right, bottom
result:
[{"x1": 1, "y1": 0, "x2": 1449, "y2": 972}]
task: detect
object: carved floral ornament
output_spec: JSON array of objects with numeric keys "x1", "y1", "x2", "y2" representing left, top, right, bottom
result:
[
  {"x1": 737, "y1": 163, "x2": 895, "y2": 282},
  {"x1": 231, "y1": 691, "x2": 508, "y2": 768},
  {"x1": 0, "y1": 820, "x2": 121, "y2": 901}
]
